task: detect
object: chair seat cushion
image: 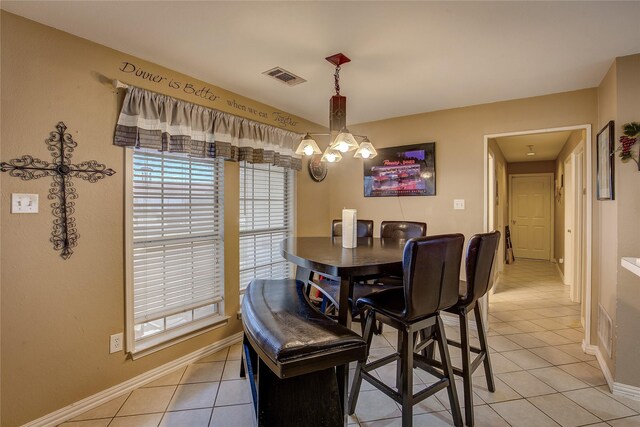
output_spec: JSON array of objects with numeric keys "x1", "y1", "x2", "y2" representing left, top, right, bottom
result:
[
  {"x1": 242, "y1": 279, "x2": 366, "y2": 378},
  {"x1": 311, "y1": 278, "x2": 402, "y2": 315},
  {"x1": 375, "y1": 276, "x2": 404, "y2": 287},
  {"x1": 355, "y1": 287, "x2": 406, "y2": 318}
]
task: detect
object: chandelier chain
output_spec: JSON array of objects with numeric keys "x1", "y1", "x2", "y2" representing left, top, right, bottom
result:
[{"x1": 334, "y1": 65, "x2": 341, "y2": 95}]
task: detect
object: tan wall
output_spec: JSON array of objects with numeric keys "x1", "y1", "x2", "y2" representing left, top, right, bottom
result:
[
  {"x1": 328, "y1": 90, "x2": 597, "y2": 259},
  {"x1": 595, "y1": 61, "x2": 618, "y2": 376},
  {"x1": 507, "y1": 160, "x2": 556, "y2": 176},
  {"x1": 554, "y1": 130, "x2": 586, "y2": 274},
  {"x1": 612, "y1": 54, "x2": 640, "y2": 386},
  {"x1": 0, "y1": 12, "x2": 326, "y2": 426},
  {"x1": 591, "y1": 53, "x2": 640, "y2": 387},
  {"x1": 297, "y1": 157, "x2": 332, "y2": 237}
]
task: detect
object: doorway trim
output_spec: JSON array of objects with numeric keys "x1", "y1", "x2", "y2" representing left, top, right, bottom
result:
[
  {"x1": 508, "y1": 173, "x2": 555, "y2": 261},
  {"x1": 483, "y1": 124, "x2": 593, "y2": 348},
  {"x1": 565, "y1": 155, "x2": 575, "y2": 287},
  {"x1": 566, "y1": 143, "x2": 586, "y2": 306}
]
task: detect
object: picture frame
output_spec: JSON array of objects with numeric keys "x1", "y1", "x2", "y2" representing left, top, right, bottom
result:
[
  {"x1": 363, "y1": 142, "x2": 435, "y2": 197},
  {"x1": 596, "y1": 120, "x2": 615, "y2": 200}
]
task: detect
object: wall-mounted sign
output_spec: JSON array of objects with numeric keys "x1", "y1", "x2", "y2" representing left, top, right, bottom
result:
[{"x1": 363, "y1": 143, "x2": 436, "y2": 197}]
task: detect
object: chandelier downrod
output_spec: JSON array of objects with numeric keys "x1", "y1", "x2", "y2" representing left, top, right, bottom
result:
[{"x1": 296, "y1": 53, "x2": 378, "y2": 163}]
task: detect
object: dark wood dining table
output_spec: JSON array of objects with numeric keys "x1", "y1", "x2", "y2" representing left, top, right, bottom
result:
[{"x1": 280, "y1": 236, "x2": 406, "y2": 418}]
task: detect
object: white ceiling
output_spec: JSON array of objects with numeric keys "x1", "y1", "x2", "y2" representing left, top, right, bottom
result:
[
  {"x1": 495, "y1": 131, "x2": 573, "y2": 162},
  {"x1": 3, "y1": 1, "x2": 640, "y2": 128}
]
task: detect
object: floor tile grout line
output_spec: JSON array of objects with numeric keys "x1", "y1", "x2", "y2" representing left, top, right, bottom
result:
[
  {"x1": 153, "y1": 362, "x2": 189, "y2": 427},
  {"x1": 525, "y1": 392, "x2": 607, "y2": 424},
  {"x1": 208, "y1": 348, "x2": 233, "y2": 425},
  {"x1": 106, "y1": 389, "x2": 136, "y2": 426},
  {"x1": 591, "y1": 386, "x2": 640, "y2": 415}
]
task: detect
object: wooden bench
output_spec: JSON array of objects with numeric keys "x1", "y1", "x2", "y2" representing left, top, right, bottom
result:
[{"x1": 241, "y1": 279, "x2": 367, "y2": 427}]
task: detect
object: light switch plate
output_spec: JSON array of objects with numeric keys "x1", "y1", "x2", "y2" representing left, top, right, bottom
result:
[
  {"x1": 11, "y1": 193, "x2": 39, "y2": 213},
  {"x1": 453, "y1": 199, "x2": 465, "y2": 210}
]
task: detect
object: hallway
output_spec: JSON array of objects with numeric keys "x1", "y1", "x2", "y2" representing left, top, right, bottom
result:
[{"x1": 476, "y1": 259, "x2": 640, "y2": 427}]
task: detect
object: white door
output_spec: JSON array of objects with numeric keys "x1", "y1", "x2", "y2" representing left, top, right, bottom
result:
[{"x1": 510, "y1": 175, "x2": 552, "y2": 260}]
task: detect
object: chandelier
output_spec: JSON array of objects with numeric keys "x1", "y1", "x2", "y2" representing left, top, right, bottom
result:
[{"x1": 295, "y1": 53, "x2": 377, "y2": 163}]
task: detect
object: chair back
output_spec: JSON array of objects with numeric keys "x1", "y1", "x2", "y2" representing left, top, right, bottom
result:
[
  {"x1": 460, "y1": 231, "x2": 501, "y2": 305},
  {"x1": 380, "y1": 221, "x2": 427, "y2": 240},
  {"x1": 402, "y1": 234, "x2": 464, "y2": 321},
  {"x1": 332, "y1": 219, "x2": 374, "y2": 238}
]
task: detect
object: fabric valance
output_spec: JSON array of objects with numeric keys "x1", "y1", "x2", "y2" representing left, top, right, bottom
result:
[{"x1": 114, "y1": 87, "x2": 303, "y2": 170}]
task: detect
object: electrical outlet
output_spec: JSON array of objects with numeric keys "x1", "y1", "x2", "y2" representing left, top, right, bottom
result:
[{"x1": 110, "y1": 333, "x2": 123, "y2": 353}]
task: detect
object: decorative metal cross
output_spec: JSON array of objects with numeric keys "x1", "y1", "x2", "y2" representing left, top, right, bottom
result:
[{"x1": 1, "y1": 122, "x2": 115, "y2": 259}]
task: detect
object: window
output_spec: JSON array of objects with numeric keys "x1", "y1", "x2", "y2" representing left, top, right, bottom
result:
[
  {"x1": 239, "y1": 162, "x2": 294, "y2": 301},
  {"x1": 126, "y1": 149, "x2": 226, "y2": 355}
]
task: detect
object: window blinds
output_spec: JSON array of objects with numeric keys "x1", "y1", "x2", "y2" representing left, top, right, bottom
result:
[
  {"x1": 239, "y1": 162, "x2": 293, "y2": 292},
  {"x1": 132, "y1": 150, "x2": 224, "y2": 324}
]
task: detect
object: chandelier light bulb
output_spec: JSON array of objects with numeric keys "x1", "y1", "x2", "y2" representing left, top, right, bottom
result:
[
  {"x1": 295, "y1": 134, "x2": 321, "y2": 156},
  {"x1": 321, "y1": 146, "x2": 342, "y2": 163},
  {"x1": 330, "y1": 128, "x2": 359, "y2": 152},
  {"x1": 354, "y1": 138, "x2": 378, "y2": 159}
]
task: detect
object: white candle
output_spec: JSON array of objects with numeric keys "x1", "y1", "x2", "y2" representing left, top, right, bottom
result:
[{"x1": 342, "y1": 209, "x2": 357, "y2": 248}]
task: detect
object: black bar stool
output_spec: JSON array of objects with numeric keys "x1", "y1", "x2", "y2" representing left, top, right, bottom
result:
[
  {"x1": 380, "y1": 220, "x2": 427, "y2": 240},
  {"x1": 348, "y1": 234, "x2": 465, "y2": 427},
  {"x1": 377, "y1": 221, "x2": 427, "y2": 286},
  {"x1": 422, "y1": 231, "x2": 500, "y2": 426},
  {"x1": 445, "y1": 231, "x2": 500, "y2": 426}
]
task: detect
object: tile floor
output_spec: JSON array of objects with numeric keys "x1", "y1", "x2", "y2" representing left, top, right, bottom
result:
[{"x1": 60, "y1": 259, "x2": 640, "y2": 426}]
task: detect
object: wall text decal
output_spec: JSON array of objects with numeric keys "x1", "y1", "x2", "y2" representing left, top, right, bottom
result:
[
  {"x1": 226, "y1": 99, "x2": 269, "y2": 119},
  {"x1": 118, "y1": 61, "x2": 300, "y2": 129},
  {"x1": 119, "y1": 61, "x2": 220, "y2": 102}
]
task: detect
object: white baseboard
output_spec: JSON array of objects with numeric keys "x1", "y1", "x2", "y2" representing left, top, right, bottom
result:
[
  {"x1": 613, "y1": 382, "x2": 640, "y2": 401},
  {"x1": 554, "y1": 260, "x2": 565, "y2": 283},
  {"x1": 583, "y1": 342, "x2": 614, "y2": 390},
  {"x1": 22, "y1": 332, "x2": 244, "y2": 427},
  {"x1": 583, "y1": 341, "x2": 640, "y2": 401}
]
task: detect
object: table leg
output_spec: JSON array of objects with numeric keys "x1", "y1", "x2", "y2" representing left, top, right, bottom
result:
[{"x1": 336, "y1": 276, "x2": 354, "y2": 424}]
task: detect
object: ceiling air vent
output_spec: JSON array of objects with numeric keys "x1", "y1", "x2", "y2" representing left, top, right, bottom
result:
[{"x1": 262, "y1": 67, "x2": 306, "y2": 86}]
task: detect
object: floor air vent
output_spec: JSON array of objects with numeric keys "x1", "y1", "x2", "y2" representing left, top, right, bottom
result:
[
  {"x1": 598, "y1": 303, "x2": 613, "y2": 357},
  {"x1": 262, "y1": 67, "x2": 306, "y2": 86}
]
